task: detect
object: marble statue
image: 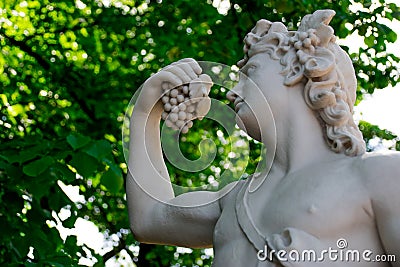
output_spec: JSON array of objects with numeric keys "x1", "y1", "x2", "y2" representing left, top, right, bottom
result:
[{"x1": 126, "y1": 10, "x2": 400, "y2": 266}]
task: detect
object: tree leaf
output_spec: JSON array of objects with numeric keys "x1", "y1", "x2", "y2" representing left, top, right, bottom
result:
[
  {"x1": 66, "y1": 134, "x2": 91, "y2": 150},
  {"x1": 364, "y1": 35, "x2": 375, "y2": 47},
  {"x1": 101, "y1": 168, "x2": 123, "y2": 194},
  {"x1": 23, "y1": 156, "x2": 54, "y2": 177},
  {"x1": 70, "y1": 152, "x2": 98, "y2": 178},
  {"x1": 83, "y1": 140, "x2": 112, "y2": 160},
  {"x1": 63, "y1": 216, "x2": 76, "y2": 229},
  {"x1": 54, "y1": 163, "x2": 76, "y2": 183}
]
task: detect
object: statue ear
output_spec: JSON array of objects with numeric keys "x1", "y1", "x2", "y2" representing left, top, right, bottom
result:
[
  {"x1": 303, "y1": 48, "x2": 335, "y2": 78},
  {"x1": 284, "y1": 62, "x2": 304, "y2": 86}
]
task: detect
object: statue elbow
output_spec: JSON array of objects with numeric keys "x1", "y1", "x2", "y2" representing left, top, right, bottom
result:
[
  {"x1": 129, "y1": 219, "x2": 153, "y2": 243},
  {"x1": 129, "y1": 214, "x2": 165, "y2": 244}
]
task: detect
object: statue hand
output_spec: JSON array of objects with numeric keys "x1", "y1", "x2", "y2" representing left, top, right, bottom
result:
[
  {"x1": 188, "y1": 74, "x2": 213, "y2": 120},
  {"x1": 134, "y1": 58, "x2": 203, "y2": 115}
]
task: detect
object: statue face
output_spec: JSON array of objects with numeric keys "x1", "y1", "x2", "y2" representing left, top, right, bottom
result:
[{"x1": 231, "y1": 52, "x2": 287, "y2": 142}]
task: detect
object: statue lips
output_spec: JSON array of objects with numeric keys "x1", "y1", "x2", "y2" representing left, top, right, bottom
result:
[{"x1": 234, "y1": 97, "x2": 244, "y2": 112}]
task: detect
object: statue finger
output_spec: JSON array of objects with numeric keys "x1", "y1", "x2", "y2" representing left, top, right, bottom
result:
[
  {"x1": 164, "y1": 66, "x2": 192, "y2": 85},
  {"x1": 156, "y1": 71, "x2": 184, "y2": 91},
  {"x1": 176, "y1": 58, "x2": 202, "y2": 76}
]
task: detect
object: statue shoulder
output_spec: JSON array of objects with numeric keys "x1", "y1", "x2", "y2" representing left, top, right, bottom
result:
[
  {"x1": 357, "y1": 151, "x2": 400, "y2": 200},
  {"x1": 359, "y1": 151, "x2": 400, "y2": 175}
]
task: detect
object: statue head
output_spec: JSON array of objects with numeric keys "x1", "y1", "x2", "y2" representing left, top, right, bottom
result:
[{"x1": 237, "y1": 10, "x2": 366, "y2": 156}]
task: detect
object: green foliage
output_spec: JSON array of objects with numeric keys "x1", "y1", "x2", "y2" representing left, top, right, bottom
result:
[
  {"x1": 0, "y1": 0, "x2": 399, "y2": 266},
  {"x1": 359, "y1": 120, "x2": 399, "y2": 151}
]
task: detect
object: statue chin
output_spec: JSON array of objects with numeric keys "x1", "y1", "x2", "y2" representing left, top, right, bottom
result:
[{"x1": 235, "y1": 110, "x2": 262, "y2": 142}]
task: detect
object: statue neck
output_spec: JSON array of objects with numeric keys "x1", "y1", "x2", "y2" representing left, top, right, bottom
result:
[{"x1": 265, "y1": 89, "x2": 344, "y2": 176}]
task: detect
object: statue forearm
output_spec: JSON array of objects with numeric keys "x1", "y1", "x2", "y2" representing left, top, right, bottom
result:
[
  {"x1": 127, "y1": 106, "x2": 174, "y2": 202},
  {"x1": 126, "y1": 105, "x2": 175, "y2": 239},
  {"x1": 126, "y1": 58, "x2": 221, "y2": 246}
]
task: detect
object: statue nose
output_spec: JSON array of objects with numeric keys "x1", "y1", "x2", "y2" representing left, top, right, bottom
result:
[{"x1": 226, "y1": 90, "x2": 238, "y2": 103}]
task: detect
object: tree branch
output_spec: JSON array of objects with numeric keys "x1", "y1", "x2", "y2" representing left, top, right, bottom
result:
[
  {"x1": 102, "y1": 238, "x2": 126, "y2": 263},
  {"x1": 65, "y1": 76, "x2": 98, "y2": 123},
  {"x1": 0, "y1": 30, "x2": 50, "y2": 70},
  {"x1": 0, "y1": 29, "x2": 100, "y2": 123},
  {"x1": 137, "y1": 243, "x2": 154, "y2": 267},
  {"x1": 124, "y1": 247, "x2": 136, "y2": 263}
]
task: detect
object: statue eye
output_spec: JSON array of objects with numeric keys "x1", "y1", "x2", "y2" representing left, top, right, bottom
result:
[
  {"x1": 247, "y1": 64, "x2": 257, "y2": 74},
  {"x1": 241, "y1": 63, "x2": 257, "y2": 76}
]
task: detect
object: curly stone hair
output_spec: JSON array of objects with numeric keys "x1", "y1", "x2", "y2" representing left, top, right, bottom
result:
[{"x1": 238, "y1": 10, "x2": 366, "y2": 156}]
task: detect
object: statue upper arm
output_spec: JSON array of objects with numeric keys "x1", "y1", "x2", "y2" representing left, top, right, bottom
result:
[
  {"x1": 365, "y1": 153, "x2": 400, "y2": 263},
  {"x1": 135, "y1": 181, "x2": 240, "y2": 248}
]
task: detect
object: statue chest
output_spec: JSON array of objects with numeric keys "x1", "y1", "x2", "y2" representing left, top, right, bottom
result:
[
  {"x1": 246, "y1": 168, "x2": 373, "y2": 239},
  {"x1": 211, "y1": 164, "x2": 385, "y2": 267},
  {"x1": 214, "y1": 167, "x2": 376, "y2": 257}
]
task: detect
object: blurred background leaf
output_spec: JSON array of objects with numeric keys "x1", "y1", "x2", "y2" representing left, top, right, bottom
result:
[{"x1": 0, "y1": 0, "x2": 399, "y2": 266}]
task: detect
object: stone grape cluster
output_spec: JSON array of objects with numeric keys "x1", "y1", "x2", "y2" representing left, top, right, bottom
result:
[
  {"x1": 290, "y1": 29, "x2": 320, "y2": 55},
  {"x1": 161, "y1": 77, "x2": 211, "y2": 134}
]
